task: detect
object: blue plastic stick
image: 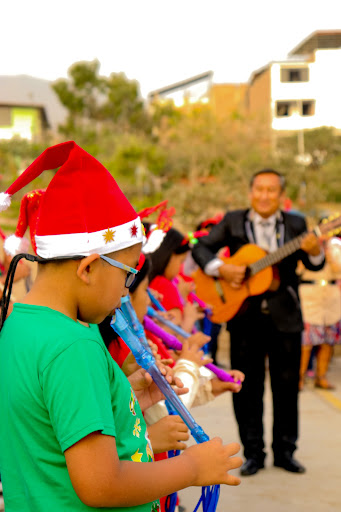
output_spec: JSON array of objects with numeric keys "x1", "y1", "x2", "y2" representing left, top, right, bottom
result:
[
  {"x1": 121, "y1": 296, "x2": 152, "y2": 353},
  {"x1": 112, "y1": 309, "x2": 209, "y2": 444},
  {"x1": 122, "y1": 298, "x2": 178, "y2": 512},
  {"x1": 111, "y1": 308, "x2": 220, "y2": 512},
  {"x1": 145, "y1": 308, "x2": 240, "y2": 385},
  {"x1": 147, "y1": 289, "x2": 167, "y2": 312},
  {"x1": 147, "y1": 306, "x2": 188, "y2": 338}
]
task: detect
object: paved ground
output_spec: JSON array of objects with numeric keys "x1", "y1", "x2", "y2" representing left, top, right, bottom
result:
[{"x1": 178, "y1": 335, "x2": 341, "y2": 512}]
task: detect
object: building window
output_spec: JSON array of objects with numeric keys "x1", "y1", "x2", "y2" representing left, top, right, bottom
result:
[
  {"x1": 302, "y1": 101, "x2": 315, "y2": 116},
  {"x1": 275, "y1": 100, "x2": 315, "y2": 117},
  {"x1": 276, "y1": 101, "x2": 295, "y2": 117},
  {"x1": 280, "y1": 67, "x2": 309, "y2": 82}
]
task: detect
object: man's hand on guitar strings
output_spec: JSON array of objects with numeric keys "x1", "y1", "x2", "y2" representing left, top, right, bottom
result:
[
  {"x1": 219, "y1": 263, "x2": 246, "y2": 289},
  {"x1": 300, "y1": 233, "x2": 322, "y2": 256}
]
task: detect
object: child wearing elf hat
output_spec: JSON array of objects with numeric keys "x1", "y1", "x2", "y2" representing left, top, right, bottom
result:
[{"x1": 0, "y1": 141, "x2": 241, "y2": 512}]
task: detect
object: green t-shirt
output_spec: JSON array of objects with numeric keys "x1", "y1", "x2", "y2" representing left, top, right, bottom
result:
[{"x1": 0, "y1": 304, "x2": 159, "y2": 512}]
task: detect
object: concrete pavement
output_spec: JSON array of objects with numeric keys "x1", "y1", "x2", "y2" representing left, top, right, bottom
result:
[{"x1": 178, "y1": 347, "x2": 341, "y2": 512}]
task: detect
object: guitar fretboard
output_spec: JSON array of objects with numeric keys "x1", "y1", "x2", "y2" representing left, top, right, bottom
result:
[{"x1": 249, "y1": 232, "x2": 307, "y2": 276}]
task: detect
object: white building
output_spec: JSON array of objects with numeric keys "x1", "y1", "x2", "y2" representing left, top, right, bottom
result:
[
  {"x1": 247, "y1": 30, "x2": 341, "y2": 134},
  {"x1": 0, "y1": 75, "x2": 67, "y2": 140}
]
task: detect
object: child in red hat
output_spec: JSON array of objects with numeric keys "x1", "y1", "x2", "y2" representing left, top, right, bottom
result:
[{"x1": 0, "y1": 141, "x2": 241, "y2": 512}]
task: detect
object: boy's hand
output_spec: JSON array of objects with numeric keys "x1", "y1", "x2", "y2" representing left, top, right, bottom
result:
[
  {"x1": 155, "y1": 310, "x2": 176, "y2": 323},
  {"x1": 128, "y1": 368, "x2": 188, "y2": 411},
  {"x1": 178, "y1": 339, "x2": 212, "y2": 367},
  {"x1": 147, "y1": 340, "x2": 162, "y2": 362},
  {"x1": 211, "y1": 370, "x2": 245, "y2": 395},
  {"x1": 187, "y1": 332, "x2": 211, "y2": 349},
  {"x1": 148, "y1": 415, "x2": 190, "y2": 453},
  {"x1": 183, "y1": 302, "x2": 205, "y2": 324},
  {"x1": 176, "y1": 275, "x2": 195, "y2": 300},
  {"x1": 121, "y1": 352, "x2": 140, "y2": 377},
  {"x1": 148, "y1": 288, "x2": 164, "y2": 303},
  {"x1": 183, "y1": 438, "x2": 242, "y2": 487}
]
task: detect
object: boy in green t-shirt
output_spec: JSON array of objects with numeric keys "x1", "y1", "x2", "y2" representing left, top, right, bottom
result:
[{"x1": 0, "y1": 141, "x2": 242, "y2": 512}]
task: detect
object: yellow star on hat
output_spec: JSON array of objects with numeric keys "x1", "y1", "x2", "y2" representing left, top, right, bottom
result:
[{"x1": 103, "y1": 228, "x2": 115, "y2": 244}]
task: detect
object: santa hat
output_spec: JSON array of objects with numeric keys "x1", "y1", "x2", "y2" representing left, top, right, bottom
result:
[
  {"x1": 0, "y1": 141, "x2": 143, "y2": 258},
  {"x1": 141, "y1": 203, "x2": 176, "y2": 255},
  {"x1": 4, "y1": 189, "x2": 45, "y2": 256}
]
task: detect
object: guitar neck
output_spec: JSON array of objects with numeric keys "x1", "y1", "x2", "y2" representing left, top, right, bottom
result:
[{"x1": 249, "y1": 232, "x2": 307, "y2": 276}]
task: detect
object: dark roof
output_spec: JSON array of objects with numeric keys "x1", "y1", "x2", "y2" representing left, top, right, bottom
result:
[
  {"x1": 148, "y1": 71, "x2": 213, "y2": 99},
  {"x1": 0, "y1": 75, "x2": 67, "y2": 130},
  {"x1": 289, "y1": 30, "x2": 341, "y2": 56}
]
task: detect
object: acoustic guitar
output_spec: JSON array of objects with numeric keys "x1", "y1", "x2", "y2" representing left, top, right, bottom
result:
[{"x1": 192, "y1": 214, "x2": 341, "y2": 324}]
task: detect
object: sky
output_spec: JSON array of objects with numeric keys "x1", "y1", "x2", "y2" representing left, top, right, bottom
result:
[{"x1": 1, "y1": 0, "x2": 340, "y2": 98}]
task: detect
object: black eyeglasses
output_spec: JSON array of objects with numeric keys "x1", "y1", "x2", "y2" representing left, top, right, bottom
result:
[{"x1": 100, "y1": 255, "x2": 139, "y2": 289}]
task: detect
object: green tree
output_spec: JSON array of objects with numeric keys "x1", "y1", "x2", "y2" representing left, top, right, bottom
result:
[{"x1": 52, "y1": 60, "x2": 150, "y2": 136}]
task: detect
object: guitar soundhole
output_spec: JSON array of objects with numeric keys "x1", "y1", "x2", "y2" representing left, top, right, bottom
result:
[{"x1": 244, "y1": 267, "x2": 251, "y2": 281}]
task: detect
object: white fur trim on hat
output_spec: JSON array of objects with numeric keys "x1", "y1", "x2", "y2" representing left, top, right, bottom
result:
[
  {"x1": 142, "y1": 229, "x2": 166, "y2": 254},
  {"x1": 35, "y1": 217, "x2": 143, "y2": 259},
  {"x1": 0, "y1": 192, "x2": 11, "y2": 212},
  {"x1": 4, "y1": 234, "x2": 30, "y2": 256}
]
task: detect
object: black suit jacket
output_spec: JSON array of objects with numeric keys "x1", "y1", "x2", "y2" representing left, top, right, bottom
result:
[{"x1": 192, "y1": 209, "x2": 325, "y2": 333}]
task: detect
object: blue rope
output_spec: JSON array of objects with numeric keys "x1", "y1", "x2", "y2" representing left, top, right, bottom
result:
[{"x1": 193, "y1": 485, "x2": 220, "y2": 512}]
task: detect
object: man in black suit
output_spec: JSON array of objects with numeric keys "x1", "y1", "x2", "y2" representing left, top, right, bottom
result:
[{"x1": 192, "y1": 169, "x2": 324, "y2": 476}]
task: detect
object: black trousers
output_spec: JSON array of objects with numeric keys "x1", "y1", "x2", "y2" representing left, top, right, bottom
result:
[
  {"x1": 208, "y1": 321, "x2": 222, "y2": 363},
  {"x1": 229, "y1": 311, "x2": 302, "y2": 463}
]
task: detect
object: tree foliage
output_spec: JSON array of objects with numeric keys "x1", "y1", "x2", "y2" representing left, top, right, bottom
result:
[
  {"x1": 52, "y1": 60, "x2": 149, "y2": 135},
  {"x1": 1, "y1": 60, "x2": 340, "y2": 230}
]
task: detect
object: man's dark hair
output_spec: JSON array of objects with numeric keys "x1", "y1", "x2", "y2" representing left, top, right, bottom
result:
[{"x1": 250, "y1": 169, "x2": 286, "y2": 191}]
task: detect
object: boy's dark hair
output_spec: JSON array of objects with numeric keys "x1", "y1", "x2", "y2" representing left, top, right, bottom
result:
[
  {"x1": 148, "y1": 228, "x2": 189, "y2": 282},
  {"x1": 129, "y1": 255, "x2": 151, "y2": 294},
  {"x1": 250, "y1": 169, "x2": 286, "y2": 191}
]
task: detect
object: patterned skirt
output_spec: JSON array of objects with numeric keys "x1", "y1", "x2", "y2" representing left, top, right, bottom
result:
[{"x1": 302, "y1": 320, "x2": 341, "y2": 346}]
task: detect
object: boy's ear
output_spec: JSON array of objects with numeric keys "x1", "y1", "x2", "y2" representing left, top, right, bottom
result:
[{"x1": 76, "y1": 254, "x2": 101, "y2": 284}]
